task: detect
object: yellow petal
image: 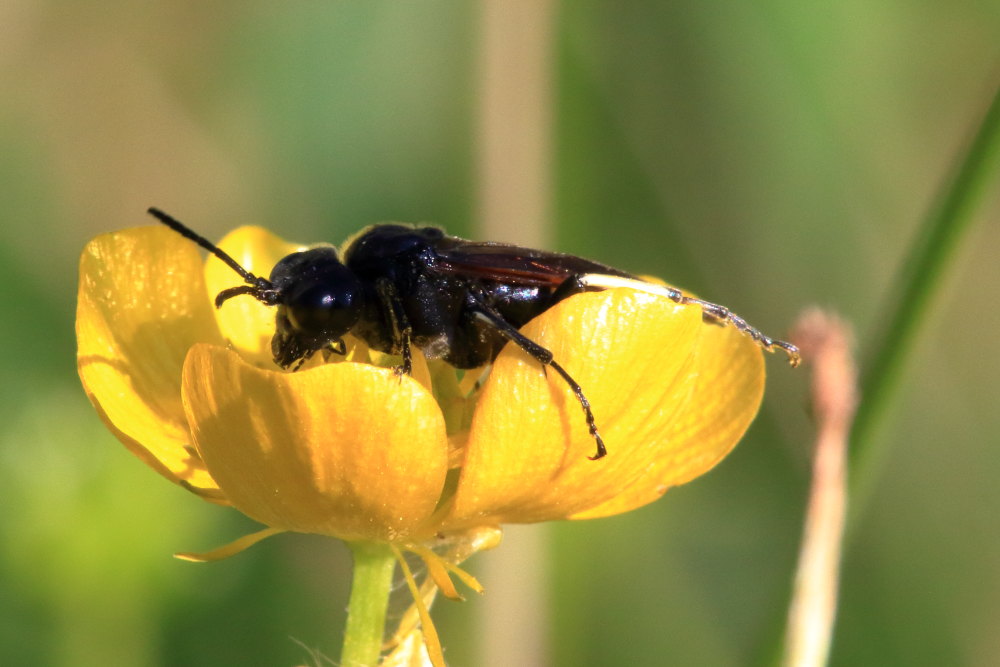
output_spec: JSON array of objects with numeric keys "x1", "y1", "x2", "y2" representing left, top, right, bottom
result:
[
  {"x1": 569, "y1": 311, "x2": 765, "y2": 519},
  {"x1": 204, "y1": 226, "x2": 303, "y2": 366},
  {"x1": 181, "y1": 344, "x2": 450, "y2": 542},
  {"x1": 444, "y1": 289, "x2": 712, "y2": 526},
  {"x1": 76, "y1": 226, "x2": 224, "y2": 495}
]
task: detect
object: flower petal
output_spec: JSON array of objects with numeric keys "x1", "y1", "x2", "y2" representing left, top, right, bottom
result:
[
  {"x1": 204, "y1": 226, "x2": 303, "y2": 366},
  {"x1": 76, "y1": 226, "x2": 224, "y2": 495},
  {"x1": 181, "y1": 344, "x2": 450, "y2": 542},
  {"x1": 569, "y1": 309, "x2": 765, "y2": 519},
  {"x1": 444, "y1": 289, "x2": 715, "y2": 527}
]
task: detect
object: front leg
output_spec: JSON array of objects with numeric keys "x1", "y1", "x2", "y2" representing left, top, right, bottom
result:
[{"x1": 375, "y1": 278, "x2": 413, "y2": 376}]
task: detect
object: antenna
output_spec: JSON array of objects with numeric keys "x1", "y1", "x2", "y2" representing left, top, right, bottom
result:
[
  {"x1": 147, "y1": 207, "x2": 279, "y2": 308},
  {"x1": 147, "y1": 207, "x2": 258, "y2": 285}
]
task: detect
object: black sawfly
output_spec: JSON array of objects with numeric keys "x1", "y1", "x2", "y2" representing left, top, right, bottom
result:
[{"x1": 149, "y1": 207, "x2": 799, "y2": 460}]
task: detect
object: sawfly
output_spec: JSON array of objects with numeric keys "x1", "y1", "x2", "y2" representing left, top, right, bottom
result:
[{"x1": 149, "y1": 207, "x2": 799, "y2": 460}]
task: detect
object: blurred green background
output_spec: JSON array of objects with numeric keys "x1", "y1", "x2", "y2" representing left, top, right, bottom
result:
[{"x1": 2, "y1": 1, "x2": 999, "y2": 665}]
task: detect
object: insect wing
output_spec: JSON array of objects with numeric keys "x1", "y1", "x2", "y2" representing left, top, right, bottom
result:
[{"x1": 431, "y1": 239, "x2": 633, "y2": 287}]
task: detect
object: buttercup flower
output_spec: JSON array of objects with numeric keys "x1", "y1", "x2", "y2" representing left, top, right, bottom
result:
[{"x1": 77, "y1": 223, "x2": 768, "y2": 664}]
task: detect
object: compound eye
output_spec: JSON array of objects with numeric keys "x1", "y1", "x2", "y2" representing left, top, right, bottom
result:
[{"x1": 286, "y1": 277, "x2": 363, "y2": 339}]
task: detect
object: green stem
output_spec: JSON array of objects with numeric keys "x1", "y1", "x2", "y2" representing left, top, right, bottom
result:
[
  {"x1": 340, "y1": 541, "x2": 397, "y2": 667},
  {"x1": 849, "y1": 83, "x2": 1000, "y2": 512}
]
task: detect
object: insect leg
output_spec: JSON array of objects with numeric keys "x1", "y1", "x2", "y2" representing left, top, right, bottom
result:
[
  {"x1": 320, "y1": 338, "x2": 348, "y2": 363},
  {"x1": 468, "y1": 296, "x2": 606, "y2": 460},
  {"x1": 375, "y1": 278, "x2": 414, "y2": 376},
  {"x1": 549, "y1": 274, "x2": 589, "y2": 302},
  {"x1": 578, "y1": 274, "x2": 801, "y2": 366},
  {"x1": 291, "y1": 349, "x2": 315, "y2": 372},
  {"x1": 678, "y1": 296, "x2": 801, "y2": 366}
]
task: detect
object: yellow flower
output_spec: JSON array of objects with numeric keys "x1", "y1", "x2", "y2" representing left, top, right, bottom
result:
[
  {"x1": 77, "y1": 223, "x2": 765, "y2": 543},
  {"x1": 78, "y1": 222, "x2": 771, "y2": 664}
]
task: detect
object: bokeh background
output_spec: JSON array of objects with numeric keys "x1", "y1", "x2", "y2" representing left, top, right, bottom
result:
[{"x1": 2, "y1": 1, "x2": 999, "y2": 665}]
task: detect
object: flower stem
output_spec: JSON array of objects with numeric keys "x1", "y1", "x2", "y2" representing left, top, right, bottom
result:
[
  {"x1": 341, "y1": 541, "x2": 397, "y2": 667},
  {"x1": 849, "y1": 82, "x2": 1000, "y2": 511},
  {"x1": 782, "y1": 312, "x2": 856, "y2": 667}
]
